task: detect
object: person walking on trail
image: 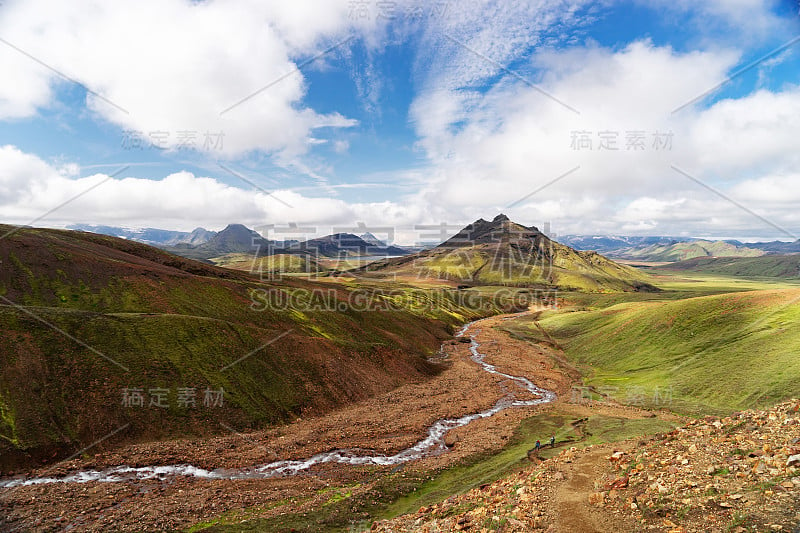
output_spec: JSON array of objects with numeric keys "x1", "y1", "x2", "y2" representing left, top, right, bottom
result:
[
  {"x1": 550, "y1": 435, "x2": 555, "y2": 447},
  {"x1": 535, "y1": 440, "x2": 541, "y2": 452}
]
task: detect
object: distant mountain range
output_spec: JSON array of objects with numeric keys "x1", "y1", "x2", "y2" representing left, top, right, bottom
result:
[
  {"x1": 156, "y1": 224, "x2": 411, "y2": 262},
  {"x1": 162, "y1": 224, "x2": 264, "y2": 261},
  {"x1": 360, "y1": 214, "x2": 657, "y2": 292},
  {"x1": 615, "y1": 240, "x2": 765, "y2": 262},
  {"x1": 560, "y1": 235, "x2": 800, "y2": 258},
  {"x1": 68, "y1": 224, "x2": 800, "y2": 262},
  {"x1": 726, "y1": 239, "x2": 800, "y2": 254},
  {"x1": 282, "y1": 232, "x2": 409, "y2": 258},
  {"x1": 68, "y1": 224, "x2": 216, "y2": 246},
  {"x1": 557, "y1": 235, "x2": 684, "y2": 254}
]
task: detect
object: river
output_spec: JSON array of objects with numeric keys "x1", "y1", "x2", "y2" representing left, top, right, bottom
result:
[{"x1": 0, "y1": 317, "x2": 556, "y2": 488}]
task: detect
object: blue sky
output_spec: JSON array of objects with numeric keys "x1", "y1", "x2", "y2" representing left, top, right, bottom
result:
[{"x1": 0, "y1": 0, "x2": 799, "y2": 243}]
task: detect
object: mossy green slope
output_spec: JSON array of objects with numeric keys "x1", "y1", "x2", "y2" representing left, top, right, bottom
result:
[
  {"x1": 506, "y1": 289, "x2": 800, "y2": 414},
  {"x1": 662, "y1": 255, "x2": 800, "y2": 280},
  {"x1": 208, "y1": 253, "x2": 325, "y2": 275}
]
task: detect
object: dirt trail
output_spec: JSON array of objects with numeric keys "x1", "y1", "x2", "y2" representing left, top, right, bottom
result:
[{"x1": 553, "y1": 446, "x2": 627, "y2": 533}]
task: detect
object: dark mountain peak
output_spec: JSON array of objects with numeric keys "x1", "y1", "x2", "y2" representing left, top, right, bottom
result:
[
  {"x1": 361, "y1": 215, "x2": 657, "y2": 292},
  {"x1": 360, "y1": 232, "x2": 387, "y2": 247},
  {"x1": 220, "y1": 223, "x2": 255, "y2": 234},
  {"x1": 309, "y1": 233, "x2": 366, "y2": 245},
  {"x1": 193, "y1": 223, "x2": 263, "y2": 255},
  {"x1": 284, "y1": 232, "x2": 409, "y2": 258},
  {"x1": 438, "y1": 215, "x2": 543, "y2": 248},
  {"x1": 214, "y1": 224, "x2": 263, "y2": 242}
]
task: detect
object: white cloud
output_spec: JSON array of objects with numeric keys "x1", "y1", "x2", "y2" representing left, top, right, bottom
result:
[
  {"x1": 730, "y1": 174, "x2": 800, "y2": 204},
  {"x1": 0, "y1": 144, "x2": 433, "y2": 237},
  {"x1": 0, "y1": 0, "x2": 377, "y2": 157},
  {"x1": 402, "y1": 35, "x2": 800, "y2": 238},
  {"x1": 687, "y1": 87, "x2": 800, "y2": 174},
  {"x1": 410, "y1": 41, "x2": 736, "y2": 201},
  {"x1": 1, "y1": 141, "x2": 797, "y2": 243}
]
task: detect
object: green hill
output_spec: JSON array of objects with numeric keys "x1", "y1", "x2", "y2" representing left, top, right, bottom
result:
[
  {"x1": 0, "y1": 225, "x2": 511, "y2": 470},
  {"x1": 619, "y1": 239, "x2": 764, "y2": 262},
  {"x1": 209, "y1": 252, "x2": 325, "y2": 276},
  {"x1": 663, "y1": 254, "x2": 800, "y2": 279},
  {"x1": 504, "y1": 289, "x2": 800, "y2": 414},
  {"x1": 360, "y1": 215, "x2": 657, "y2": 292}
]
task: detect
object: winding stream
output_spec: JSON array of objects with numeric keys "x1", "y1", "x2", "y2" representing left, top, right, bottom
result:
[{"x1": 1, "y1": 319, "x2": 556, "y2": 488}]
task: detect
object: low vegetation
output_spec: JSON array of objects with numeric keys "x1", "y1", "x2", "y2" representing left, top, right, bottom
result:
[
  {"x1": 661, "y1": 254, "x2": 800, "y2": 280},
  {"x1": 506, "y1": 287, "x2": 800, "y2": 414}
]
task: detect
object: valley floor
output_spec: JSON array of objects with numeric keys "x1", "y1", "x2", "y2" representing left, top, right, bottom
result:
[{"x1": 1, "y1": 312, "x2": 575, "y2": 531}]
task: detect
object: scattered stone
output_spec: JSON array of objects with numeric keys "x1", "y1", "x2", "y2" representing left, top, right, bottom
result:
[
  {"x1": 604, "y1": 476, "x2": 629, "y2": 490},
  {"x1": 588, "y1": 492, "x2": 604, "y2": 505},
  {"x1": 373, "y1": 399, "x2": 800, "y2": 532}
]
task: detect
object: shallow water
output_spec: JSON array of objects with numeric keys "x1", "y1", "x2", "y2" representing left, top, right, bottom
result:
[{"x1": 1, "y1": 319, "x2": 556, "y2": 488}]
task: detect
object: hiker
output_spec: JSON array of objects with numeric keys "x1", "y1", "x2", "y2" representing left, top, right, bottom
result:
[
  {"x1": 550, "y1": 435, "x2": 556, "y2": 447},
  {"x1": 535, "y1": 440, "x2": 541, "y2": 452}
]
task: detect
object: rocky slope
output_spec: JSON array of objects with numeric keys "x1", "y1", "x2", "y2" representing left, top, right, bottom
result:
[{"x1": 373, "y1": 400, "x2": 800, "y2": 532}]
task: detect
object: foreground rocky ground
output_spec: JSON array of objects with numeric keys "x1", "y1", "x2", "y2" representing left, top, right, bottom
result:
[{"x1": 374, "y1": 400, "x2": 800, "y2": 532}]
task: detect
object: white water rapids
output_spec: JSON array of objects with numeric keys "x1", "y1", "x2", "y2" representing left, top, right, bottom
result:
[{"x1": 1, "y1": 320, "x2": 556, "y2": 488}]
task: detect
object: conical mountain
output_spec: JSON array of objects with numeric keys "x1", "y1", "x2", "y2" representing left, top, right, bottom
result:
[
  {"x1": 193, "y1": 224, "x2": 263, "y2": 255},
  {"x1": 362, "y1": 214, "x2": 657, "y2": 292},
  {"x1": 439, "y1": 213, "x2": 542, "y2": 248}
]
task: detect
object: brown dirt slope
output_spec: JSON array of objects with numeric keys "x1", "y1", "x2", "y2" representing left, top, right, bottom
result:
[{"x1": 373, "y1": 400, "x2": 800, "y2": 532}]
